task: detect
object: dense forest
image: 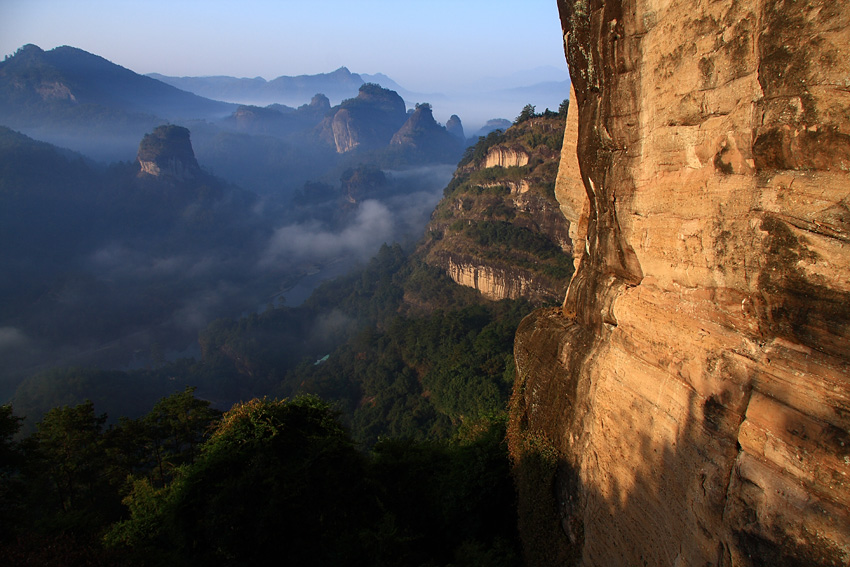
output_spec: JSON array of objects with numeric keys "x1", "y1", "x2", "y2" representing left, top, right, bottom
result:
[{"x1": 1, "y1": 244, "x2": 537, "y2": 565}]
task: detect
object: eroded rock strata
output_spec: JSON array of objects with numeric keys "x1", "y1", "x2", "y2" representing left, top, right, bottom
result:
[{"x1": 509, "y1": 1, "x2": 850, "y2": 565}]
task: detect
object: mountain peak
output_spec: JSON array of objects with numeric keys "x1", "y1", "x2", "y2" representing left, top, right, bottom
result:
[
  {"x1": 446, "y1": 114, "x2": 465, "y2": 141},
  {"x1": 389, "y1": 102, "x2": 463, "y2": 161},
  {"x1": 15, "y1": 43, "x2": 44, "y2": 55}
]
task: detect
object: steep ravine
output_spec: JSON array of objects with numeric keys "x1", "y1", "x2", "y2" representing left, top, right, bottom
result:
[{"x1": 509, "y1": 1, "x2": 850, "y2": 566}]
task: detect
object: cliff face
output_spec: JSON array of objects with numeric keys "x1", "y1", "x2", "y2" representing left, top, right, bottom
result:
[
  {"x1": 318, "y1": 83, "x2": 407, "y2": 153},
  {"x1": 137, "y1": 125, "x2": 201, "y2": 181},
  {"x1": 419, "y1": 114, "x2": 573, "y2": 303},
  {"x1": 509, "y1": 1, "x2": 850, "y2": 566},
  {"x1": 484, "y1": 147, "x2": 530, "y2": 168}
]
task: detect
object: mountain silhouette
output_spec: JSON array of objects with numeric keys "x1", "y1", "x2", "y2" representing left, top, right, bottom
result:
[
  {"x1": 149, "y1": 67, "x2": 365, "y2": 107},
  {"x1": 0, "y1": 44, "x2": 236, "y2": 161}
]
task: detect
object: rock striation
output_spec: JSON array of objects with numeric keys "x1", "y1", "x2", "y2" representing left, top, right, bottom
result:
[
  {"x1": 137, "y1": 125, "x2": 201, "y2": 181},
  {"x1": 446, "y1": 254, "x2": 550, "y2": 301},
  {"x1": 509, "y1": 1, "x2": 850, "y2": 566},
  {"x1": 484, "y1": 146, "x2": 530, "y2": 168}
]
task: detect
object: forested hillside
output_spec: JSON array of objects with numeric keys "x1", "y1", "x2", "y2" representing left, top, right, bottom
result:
[
  {"x1": 2, "y1": 109, "x2": 570, "y2": 565},
  {"x1": 419, "y1": 104, "x2": 572, "y2": 303}
]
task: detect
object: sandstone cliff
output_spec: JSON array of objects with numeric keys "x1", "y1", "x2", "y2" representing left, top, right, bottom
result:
[
  {"x1": 137, "y1": 125, "x2": 200, "y2": 181},
  {"x1": 317, "y1": 83, "x2": 407, "y2": 153},
  {"x1": 509, "y1": 1, "x2": 850, "y2": 566},
  {"x1": 419, "y1": 114, "x2": 573, "y2": 303}
]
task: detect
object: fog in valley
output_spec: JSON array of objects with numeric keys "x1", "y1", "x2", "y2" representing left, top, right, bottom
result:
[{"x1": 0, "y1": 41, "x2": 568, "y2": 418}]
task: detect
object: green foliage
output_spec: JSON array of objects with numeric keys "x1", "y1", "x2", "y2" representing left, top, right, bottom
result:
[
  {"x1": 140, "y1": 387, "x2": 221, "y2": 486},
  {"x1": 468, "y1": 163, "x2": 529, "y2": 186},
  {"x1": 368, "y1": 417, "x2": 522, "y2": 566},
  {"x1": 281, "y1": 294, "x2": 533, "y2": 447},
  {"x1": 515, "y1": 104, "x2": 537, "y2": 124},
  {"x1": 102, "y1": 477, "x2": 171, "y2": 553},
  {"x1": 0, "y1": 388, "x2": 221, "y2": 559},
  {"x1": 33, "y1": 401, "x2": 108, "y2": 511},
  {"x1": 465, "y1": 220, "x2": 558, "y2": 257},
  {"x1": 109, "y1": 396, "x2": 378, "y2": 565},
  {"x1": 0, "y1": 405, "x2": 25, "y2": 544},
  {"x1": 24, "y1": 400, "x2": 124, "y2": 538}
]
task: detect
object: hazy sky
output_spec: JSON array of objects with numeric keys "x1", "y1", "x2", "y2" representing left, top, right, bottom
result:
[{"x1": 0, "y1": 0, "x2": 567, "y2": 92}]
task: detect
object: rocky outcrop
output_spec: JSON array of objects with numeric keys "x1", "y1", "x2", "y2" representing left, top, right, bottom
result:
[
  {"x1": 318, "y1": 83, "x2": 407, "y2": 153},
  {"x1": 330, "y1": 108, "x2": 359, "y2": 153},
  {"x1": 389, "y1": 103, "x2": 463, "y2": 162},
  {"x1": 483, "y1": 146, "x2": 529, "y2": 168},
  {"x1": 137, "y1": 125, "x2": 200, "y2": 181},
  {"x1": 299, "y1": 93, "x2": 330, "y2": 116},
  {"x1": 509, "y1": 1, "x2": 850, "y2": 566},
  {"x1": 446, "y1": 114, "x2": 465, "y2": 141},
  {"x1": 444, "y1": 253, "x2": 558, "y2": 302}
]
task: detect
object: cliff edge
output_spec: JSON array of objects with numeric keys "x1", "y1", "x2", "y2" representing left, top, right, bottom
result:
[{"x1": 509, "y1": 1, "x2": 850, "y2": 566}]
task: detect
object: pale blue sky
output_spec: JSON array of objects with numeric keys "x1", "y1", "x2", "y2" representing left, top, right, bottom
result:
[{"x1": 0, "y1": 0, "x2": 567, "y2": 92}]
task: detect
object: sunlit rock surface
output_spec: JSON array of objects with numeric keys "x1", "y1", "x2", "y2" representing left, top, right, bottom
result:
[
  {"x1": 484, "y1": 146, "x2": 530, "y2": 168},
  {"x1": 509, "y1": 0, "x2": 850, "y2": 565}
]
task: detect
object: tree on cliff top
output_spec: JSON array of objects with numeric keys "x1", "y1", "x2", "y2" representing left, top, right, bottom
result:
[{"x1": 515, "y1": 104, "x2": 536, "y2": 124}]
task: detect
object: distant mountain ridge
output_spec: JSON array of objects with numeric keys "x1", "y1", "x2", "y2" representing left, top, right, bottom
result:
[
  {"x1": 0, "y1": 44, "x2": 235, "y2": 120},
  {"x1": 148, "y1": 67, "x2": 365, "y2": 107},
  {"x1": 147, "y1": 69, "x2": 571, "y2": 135},
  {"x1": 0, "y1": 44, "x2": 237, "y2": 161}
]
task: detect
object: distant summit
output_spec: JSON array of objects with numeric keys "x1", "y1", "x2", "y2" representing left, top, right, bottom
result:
[
  {"x1": 0, "y1": 44, "x2": 234, "y2": 119},
  {"x1": 301, "y1": 93, "x2": 331, "y2": 114},
  {"x1": 472, "y1": 119, "x2": 512, "y2": 139},
  {"x1": 149, "y1": 67, "x2": 366, "y2": 107},
  {"x1": 446, "y1": 115, "x2": 465, "y2": 141},
  {"x1": 390, "y1": 103, "x2": 463, "y2": 162},
  {"x1": 137, "y1": 125, "x2": 201, "y2": 181},
  {"x1": 224, "y1": 93, "x2": 332, "y2": 137},
  {"x1": 319, "y1": 83, "x2": 407, "y2": 153},
  {"x1": 0, "y1": 44, "x2": 236, "y2": 161}
]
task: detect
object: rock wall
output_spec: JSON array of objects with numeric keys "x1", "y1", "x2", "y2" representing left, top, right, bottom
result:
[
  {"x1": 331, "y1": 108, "x2": 359, "y2": 153},
  {"x1": 444, "y1": 253, "x2": 556, "y2": 301},
  {"x1": 484, "y1": 146, "x2": 530, "y2": 168},
  {"x1": 318, "y1": 83, "x2": 408, "y2": 154},
  {"x1": 509, "y1": 1, "x2": 850, "y2": 566},
  {"x1": 137, "y1": 125, "x2": 200, "y2": 181}
]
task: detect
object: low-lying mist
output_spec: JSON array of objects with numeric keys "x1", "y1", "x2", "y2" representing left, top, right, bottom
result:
[{"x1": 0, "y1": 155, "x2": 454, "y2": 401}]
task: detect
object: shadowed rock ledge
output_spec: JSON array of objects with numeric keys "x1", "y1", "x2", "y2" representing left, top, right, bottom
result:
[{"x1": 508, "y1": 1, "x2": 850, "y2": 565}]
